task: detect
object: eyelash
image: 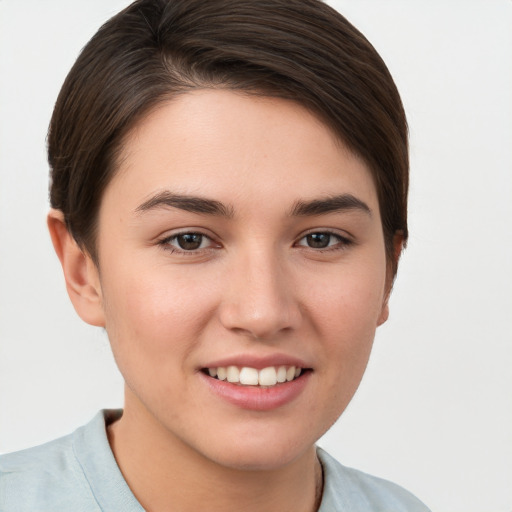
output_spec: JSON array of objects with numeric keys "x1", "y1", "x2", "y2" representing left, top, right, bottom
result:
[
  {"x1": 158, "y1": 230, "x2": 353, "y2": 255},
  {"x1": 295, "y1": 230, "x2": 353, "y2": 251},
  {"x1": 158, "y1": 232, "x2": 217, "y2": 254}
]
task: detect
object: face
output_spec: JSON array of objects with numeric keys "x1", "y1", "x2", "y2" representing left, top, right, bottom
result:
[{"x1": 92, "y1": 90, "x2": 391, "y2": 470}]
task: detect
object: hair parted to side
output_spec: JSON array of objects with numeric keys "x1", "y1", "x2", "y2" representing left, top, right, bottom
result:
[{"x1": 48, "y1": 0, "x2": 408, "y2": 272}]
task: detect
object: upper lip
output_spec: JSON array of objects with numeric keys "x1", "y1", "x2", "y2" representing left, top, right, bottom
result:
[{"x1": 201, "y1": 353, "x2": 311, "y2": 370}]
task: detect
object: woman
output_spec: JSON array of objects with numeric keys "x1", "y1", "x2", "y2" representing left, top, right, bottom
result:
[{"x1": 0, "y1": 1, "x2": 429, "y2": 510}]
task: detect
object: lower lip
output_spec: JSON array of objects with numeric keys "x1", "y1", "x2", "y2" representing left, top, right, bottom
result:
[{"x1": 201, "y1": 371, "x2": 311, "y2": 411}]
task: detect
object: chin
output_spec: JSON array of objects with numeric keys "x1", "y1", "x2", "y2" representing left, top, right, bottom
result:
[
  {"x1": 189, "y1": 425, "x2": 319, "y2": 472},
  {"x1": 209, "y1": 445, "x2": 309, "y2": 472}
]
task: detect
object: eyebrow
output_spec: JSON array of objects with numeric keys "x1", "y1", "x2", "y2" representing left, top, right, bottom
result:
[
  {"x1": 289, "y1": 194, "x2": 372, "y2": 217},
  {"x1": 135, "y1": 191, "x2": 234, "y2": 218},
  {"x1": 135, "y1": 191, "x2": 371, "y2": 219}
]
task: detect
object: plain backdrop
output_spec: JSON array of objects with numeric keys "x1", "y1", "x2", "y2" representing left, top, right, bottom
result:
[{"x1": 0, "y1": 1, "x2": 511, "y2": 511}]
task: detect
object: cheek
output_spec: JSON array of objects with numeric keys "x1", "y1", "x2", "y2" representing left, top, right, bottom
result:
[
  {"x1": 100, "y1": 266, "x2": 218, "y2": 367},
  {"x1": 303, "y1": 264, "x2": 386, "y2": 388},
  {"x1": 306, "y1": 265, "x2": 387, "y2": 337}
]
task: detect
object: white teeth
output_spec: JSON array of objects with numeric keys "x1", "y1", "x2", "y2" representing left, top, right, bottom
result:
[
  {"x1": 206, "y1": 365, "x2": 304, "y2": 386},
  {"x1": 239, "y1": 367, "x2": 259, "y2": 385},
  {"x1": 259, "y1": 367, "x2": 277, "y2": 386},
  {"x1": 226, "y1": 366, "x2": 240, "y2": 383}
]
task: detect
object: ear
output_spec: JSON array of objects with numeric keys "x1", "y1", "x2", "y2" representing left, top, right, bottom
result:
[
  {"x1": 47, "y1": 209, "x2": 105, "y2": 327},
  {"x1": 377, "y1": 232, "x2": 404, "y2": 326}
]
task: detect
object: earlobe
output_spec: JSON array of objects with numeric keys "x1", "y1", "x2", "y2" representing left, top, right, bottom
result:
[
  {"x1": 47, "y1": 209, "x2": 105, "y2": 327},
  {"x1": 377, "y1": 301, "x2": 390, "y2": 326},
  {"x1": 378, "y1": 231, "x2": 404, "y2": 327}
]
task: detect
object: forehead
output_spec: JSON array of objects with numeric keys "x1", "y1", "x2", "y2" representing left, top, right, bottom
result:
[{"x1": 105, "y1": 89, "x2": 378, "y2": 216}]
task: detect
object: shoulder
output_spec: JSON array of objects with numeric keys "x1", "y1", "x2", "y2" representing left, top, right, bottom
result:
[
  {"x1": 0, "y1": 418, "x2": 105, "y2": 512},
  {"x1": 317, "y1": 447, "x2": 430, "y2": 512}
]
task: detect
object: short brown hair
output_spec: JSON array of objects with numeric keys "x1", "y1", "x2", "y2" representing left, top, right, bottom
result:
[{"x1": 48, "y1": 0, "x2": 408, "y2": 270}]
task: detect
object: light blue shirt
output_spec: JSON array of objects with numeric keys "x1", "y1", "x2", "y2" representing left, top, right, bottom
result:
[{"x1": 0, "y1": 410, "x2": 430, "y2": 511}]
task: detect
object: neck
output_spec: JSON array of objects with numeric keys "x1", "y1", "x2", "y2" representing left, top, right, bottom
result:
[{"x1": 107, "y1": 397, "x2": 323, "y2": 512}]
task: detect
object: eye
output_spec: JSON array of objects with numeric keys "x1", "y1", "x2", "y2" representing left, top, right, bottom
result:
[
  {"x1": 163, "y1": 232, "x2": 214, "y2": 251},
  {"x1": 296, "y1": 231, "x2": 350, "y2": 250}
]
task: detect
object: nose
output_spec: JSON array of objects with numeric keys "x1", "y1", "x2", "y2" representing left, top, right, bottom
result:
[{"x1": 218, "y1": 249, "x2": 302, "y2": 339}]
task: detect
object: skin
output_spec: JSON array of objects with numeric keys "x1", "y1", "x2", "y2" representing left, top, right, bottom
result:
[{"x1": 48, "y1": 90, "x2": 398, "y2": 512}]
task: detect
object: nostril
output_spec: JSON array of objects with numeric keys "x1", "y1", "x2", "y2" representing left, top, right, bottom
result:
[{"x1": 219, "y1": 303, "x2": 301, "y2": 340}]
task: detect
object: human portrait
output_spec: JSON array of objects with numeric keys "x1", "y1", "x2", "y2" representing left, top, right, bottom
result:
[{"x1": 0, "y1": 2, "x2": 510, "y2": 511}]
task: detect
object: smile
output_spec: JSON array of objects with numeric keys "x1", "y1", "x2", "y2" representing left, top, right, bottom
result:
[{"x1": 205, "y1": 365, "x2": 303, "y2": 387}]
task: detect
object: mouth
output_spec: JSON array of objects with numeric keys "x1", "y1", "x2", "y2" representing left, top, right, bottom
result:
[{"x1": 202, "y1": 365, "x2": 307, "y2": 388}]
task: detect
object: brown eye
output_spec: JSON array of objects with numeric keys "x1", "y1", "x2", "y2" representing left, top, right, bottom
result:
[
  {"x1": 305, "y1": 233, "x2": 331, "y2": 248},
  {"x1": 296, "y1": 231, "x2": 351, "y2": 251},
  {"x1": 160, "y1": 231, "x2": 220, "y2": 254},
  {"x1": 161, "y1": 231, "x2": 220, "y2": 254},
  {"x1": 176, "y1": 233, "x2": 204, "y2": 250}
]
